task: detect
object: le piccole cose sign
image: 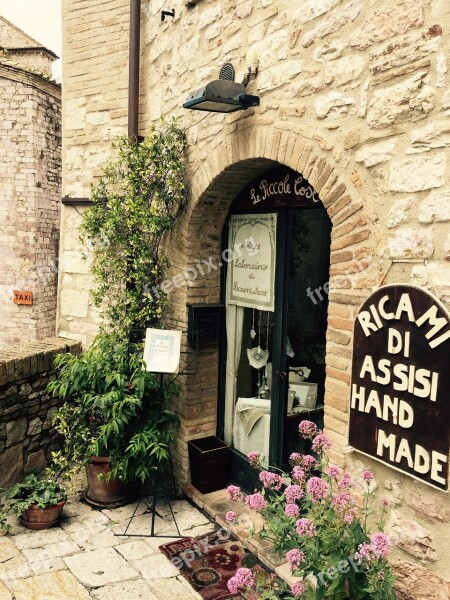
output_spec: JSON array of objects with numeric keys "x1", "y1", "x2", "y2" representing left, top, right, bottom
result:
[{"x1": 349, "y1": 285, "x2": 450, "y2": 491}]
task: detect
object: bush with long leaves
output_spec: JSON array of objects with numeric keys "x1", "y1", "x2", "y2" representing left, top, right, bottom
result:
[
  {"x1": 49, "y1": 119, "x2": 186, "y2": 485},
  {"x1": 49, "y1": 333, "x2": 179, "y2": 484}
]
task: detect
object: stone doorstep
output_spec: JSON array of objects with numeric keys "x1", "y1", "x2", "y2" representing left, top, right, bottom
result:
[{"x1": 182, "y1": 484, "x2": 294, "y2": 585}]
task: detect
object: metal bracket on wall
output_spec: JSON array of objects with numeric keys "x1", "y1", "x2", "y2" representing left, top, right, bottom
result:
[
  {"x1": 171, "y1": 329, "x2": 200, "y2": 378},
  {"x1": 61, "y1": 197, "x2": 92, "y2": 206},
  {"x1": 161, "y1": 9, "x2": 175, "y2": 21}
]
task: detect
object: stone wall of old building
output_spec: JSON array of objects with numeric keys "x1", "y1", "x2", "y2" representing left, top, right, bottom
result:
[
  {"x1": 3, "y1": 50, "x2": 56, "y2": 79},
  {"x1": 0, "y1": 337, "x2": 81, "y2": 488},
  {"x1": 59, "y1": 0, "x2": 450, "y2": 594},
  {"x1": 0, "y1": 63, "x2": 61, "y2": 346}
]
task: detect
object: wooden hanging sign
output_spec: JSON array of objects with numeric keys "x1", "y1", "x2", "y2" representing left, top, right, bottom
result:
[
  {"x1": 349, "y1": 284, "x2": 450, "y2": 492},
  {"x1": 13, "y1": 291, "x2": 33, "y2": 305}
]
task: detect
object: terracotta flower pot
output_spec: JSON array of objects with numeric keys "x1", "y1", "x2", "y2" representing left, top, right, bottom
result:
[
  {"x1": 85, "y1": 456, "x2": 132, "y2": 507},
  {"x1": 20, "y1": 500, "x2": 66, "y2": 530}
]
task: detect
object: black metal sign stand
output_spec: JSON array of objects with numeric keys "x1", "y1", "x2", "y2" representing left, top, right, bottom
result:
[
  {"x1": 115, "y1": 330, "x2": 199, "y2": 538},
  {"x1": 116, "y1": 449, "x2": 182, "y2": 539}
]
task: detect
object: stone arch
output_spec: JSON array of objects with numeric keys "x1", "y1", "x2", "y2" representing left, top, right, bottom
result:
[{"x1": 169, "y1": 127, "x2": 377, "y2": 482}]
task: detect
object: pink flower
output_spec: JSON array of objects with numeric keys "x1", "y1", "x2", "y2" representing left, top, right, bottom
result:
[
  {"x1": 285, "y1": 485, "x2": 303, "y2": 504},
  {"x1": 291, "y1": 466, "x2": 306, "y2": 484},
  {"x1": 327, "y1": 465, "x2": 342, "y2": 479},
  {"x1": 331, "y1": 491, "x2": 351, "y2": 510},
  {"x1": 286, "y1": 548, "x2": 305, "y2": 569},
  {"x1": 227, "y1": 567, "x2": 254, "y2": 593},
  {"x1": 355, "y1": 533, "x2": 392, "y2": 563},
  {"x1": 291, "y1": 581, "x2": 307, "y2": 597},
  {"x1": 338, "y1": 472, "x2": 357, "y2": 489},
  {"x1": 226, "y1": 485, "x2": 243, "y2": 502},
  {"x1": 245, "y1": 492, "x2": 267, "y2": 511},
  {"x1": 370, "y1": 532, "x2": 391, "y2": 558},
  {"x1": 290, "y1": 452, "x2": 302, "y2": 464},
  {"x1": 355, "y1": 543, "x2": 371, "y2": 562},
  {"x1": 311, "y1": 433, "x2": 332, "y2": 453},
  {"x1": 285, "y1": 503, "x2": 300, "y2": 518},
  {"x1": 381, "y1": 499, "x2": 389, "y2": 507},
  {"x1": 306, "y1": 477, "x2": 329, "y2": 502},
  {"x1": 295, "y1": 517, "x2": 316, "y2": 537},
  {"x1": 362, "y1": 469, "x2": 374, "y2": 483},
  {"x1": 298, "y1": 420, "x2": 319, "y2": 439},
  {"x1": 259, "y1": 471, "x2": 284, "y2": 490},
  {"x1": 343, "y1": 513, "x2": 356, "y2": 524},
  {"x1": 301, "y1": 455, "x2": 317, "y2": 470},
  {"x1": 331, "y1": 491, "x2": 358, "y2": 523},
  {"x1": 247, "y1": 451, "x2": 261, "y2": 467},
  {"x1": 225, "y1": 511, "x2": 236, "y2": 524}
]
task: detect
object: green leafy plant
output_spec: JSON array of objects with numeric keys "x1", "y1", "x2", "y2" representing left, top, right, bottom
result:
[
  {"x1": 0, "y1": 470, "x2": 67, "y2": 532},
  {"x1": 224, "y1": 425, "x2": 395, "y2": 599},
  {"x1": 49, "y1": 118, "x2": 187, "y2": 487},
  {"x1": 48, "y1": 332, "x2": 179, "y2": 484},
  {"x1": 80, "y1": 117, "x2": 187, "y2": 337}
]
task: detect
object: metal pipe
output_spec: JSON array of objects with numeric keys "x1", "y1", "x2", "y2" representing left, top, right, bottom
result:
[{"x1": 128, "y1": 0, "x2": 141, "y2": 140}]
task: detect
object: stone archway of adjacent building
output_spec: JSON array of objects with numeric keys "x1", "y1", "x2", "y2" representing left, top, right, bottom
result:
[{"x1": 168, "y1": 129, "x2": 375, "y2": 484}]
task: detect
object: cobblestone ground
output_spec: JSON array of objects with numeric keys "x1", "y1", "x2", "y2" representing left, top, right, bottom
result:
[{"x1": 0, "y1": 478, "x2": 213, "y2": 600}]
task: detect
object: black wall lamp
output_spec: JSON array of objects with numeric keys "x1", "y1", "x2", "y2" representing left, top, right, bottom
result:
[{"x1": 183, "y1": 57, "x2": 260, "y2": 113}]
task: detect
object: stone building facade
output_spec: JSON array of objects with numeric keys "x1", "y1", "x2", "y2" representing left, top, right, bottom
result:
[
  {"x1": 59, "y1": 1, "x2": 450, "y2": 595},
  {"x1": 0, "y1": 17, "x2": 61, "y2": 346}
]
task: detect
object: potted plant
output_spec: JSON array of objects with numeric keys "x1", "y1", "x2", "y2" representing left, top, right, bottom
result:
[
  {"x1": 48, "y1": 118, "x2": 187, "y2": 504},
  {"x1": 48, "y1": 332, "x2": 179, "y2": 506},
  {"x1": 0, "y1": 470, "x2": 67, "y2": 531},
  {"x1": 78, "y1": 117, "x2": 187, "y2": 339}
]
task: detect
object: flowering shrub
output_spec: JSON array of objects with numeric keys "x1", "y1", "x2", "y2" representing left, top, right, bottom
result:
[{"x1": 225, "y1": 422, "x2": 395, "y2": 599}]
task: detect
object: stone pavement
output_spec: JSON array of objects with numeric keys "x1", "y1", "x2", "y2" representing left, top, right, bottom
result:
[{"x1": 0, "y1": 479, "x2": 214, "y2": 600}]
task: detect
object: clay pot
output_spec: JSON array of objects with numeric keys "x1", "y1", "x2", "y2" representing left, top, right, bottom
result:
[
  {"x1": 20, "y1": 500, "x2": 66, "y2": 530},
  {"x1": 85, "y1": 456, "x2": 132, "y2": 507}
]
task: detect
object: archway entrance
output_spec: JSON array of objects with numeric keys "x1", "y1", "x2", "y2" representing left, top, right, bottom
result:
[{"x1": 218, "y1": 166, "x2": 331, "y2": 490}]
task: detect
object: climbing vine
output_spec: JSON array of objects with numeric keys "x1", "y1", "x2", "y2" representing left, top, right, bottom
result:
[{"x1": 80, "y1": 117, "x2": 187, "y2": 337}]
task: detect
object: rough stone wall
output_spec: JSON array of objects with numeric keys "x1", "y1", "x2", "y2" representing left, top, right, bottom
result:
[
  {"x1": 0, "y1": 64, "x2": 61, "y2": 346},
  {"x1": 0, "y1": 337, "x2": 81, "y2": 488},
  {"x1": 59, "y1": 0, "x2": 450, "y2": 593},
  {"x1": 57, "y1": 0, "x2": 130, "y2": 345}
]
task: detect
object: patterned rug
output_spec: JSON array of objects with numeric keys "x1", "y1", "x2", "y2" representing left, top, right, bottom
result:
[{"x1": 159, "y1": 530, "x2": 262, "y2": 599}]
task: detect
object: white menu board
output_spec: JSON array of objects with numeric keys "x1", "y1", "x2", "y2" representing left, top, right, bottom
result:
[{"x1": 143, "y1": 329, "x2": 182, "y2": 374}]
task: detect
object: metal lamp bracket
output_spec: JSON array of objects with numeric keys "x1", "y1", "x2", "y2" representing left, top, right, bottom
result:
[{"x1": 161, "y1": 9, "x2": 175, "y2": 21}]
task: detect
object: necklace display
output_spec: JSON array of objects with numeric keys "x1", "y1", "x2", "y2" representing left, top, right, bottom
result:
[
  {"x1": 247, "y1": 311, "x2": 270, "y2": 399},
  {"x1": 250, "y1": 309, "x2": 256, "y2": 340}
]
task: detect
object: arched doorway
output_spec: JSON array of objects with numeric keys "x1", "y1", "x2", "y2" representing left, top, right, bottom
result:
[
  {"x1": 172, "y1": 132, "x2": 374, "y2": 489},
  {"x1": 218, "y1": 166, "x2": 331, "y2": 490}
]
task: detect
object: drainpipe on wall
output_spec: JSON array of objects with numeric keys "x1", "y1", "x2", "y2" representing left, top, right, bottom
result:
[{"x1": 128, "y1": 0, "x2": 141, "y2": 140}]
